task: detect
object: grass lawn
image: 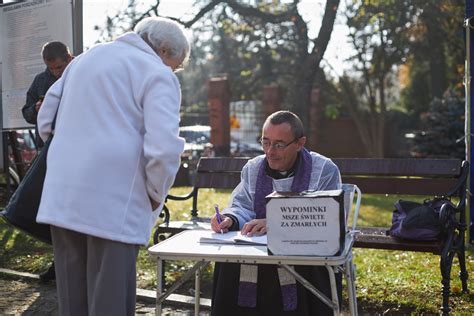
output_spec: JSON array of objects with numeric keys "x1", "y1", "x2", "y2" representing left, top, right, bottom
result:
[{"x1": 1, "y1": 186, "x2": 473, "y2": 313}]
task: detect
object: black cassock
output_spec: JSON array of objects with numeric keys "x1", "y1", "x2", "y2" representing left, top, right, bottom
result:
[
  {"x1": 211, "y1": 262, "x2": 342, "y2": 316},
  {"x1": 212, "y1": 157, "x2": 342, "y2": 315}
]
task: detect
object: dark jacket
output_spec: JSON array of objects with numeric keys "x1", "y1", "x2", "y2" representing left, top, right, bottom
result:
[{"x1": 22, "y1": 68, "x2": 58, "y2": 148}]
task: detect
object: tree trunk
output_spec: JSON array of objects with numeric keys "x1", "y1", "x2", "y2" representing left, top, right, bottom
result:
[
  {"x1": 292, "y1": 0, "x2": 340, "y2": 138},
  {"x1": 293, "y1": 68, "x2": 314, "y2": 136}
]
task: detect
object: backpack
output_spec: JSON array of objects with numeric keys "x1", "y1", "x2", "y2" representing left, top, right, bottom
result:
[{"x1": 388, "y1": 197, "x2": 455, "y2": 241}]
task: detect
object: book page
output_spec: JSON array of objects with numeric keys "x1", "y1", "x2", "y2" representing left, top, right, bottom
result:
[
  {"x1": 199, "y1": 231, "x2": 240, "y2": 244},
  {"x1": 199, "y1": 230, "x2": 267, "y2": 246},
  {"x1": 233, "y1": 232, "x2": 267, "y2": 245}
]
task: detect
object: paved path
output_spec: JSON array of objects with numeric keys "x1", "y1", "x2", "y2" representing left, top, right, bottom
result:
[
  {"x1": 0, "y1": 278, "x2": 58, "y2": 315},
  {"x1": 0, "y1": 274, "x2": 210, "y2": 315}
]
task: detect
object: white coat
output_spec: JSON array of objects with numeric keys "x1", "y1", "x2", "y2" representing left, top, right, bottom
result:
[{"x1": 36, "y1": 32, "x2": 184, "y2": 245}]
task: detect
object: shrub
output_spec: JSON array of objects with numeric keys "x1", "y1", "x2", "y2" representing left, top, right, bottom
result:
[{"x1": 411, "y1": 89, "x2": 465, "y2": 159}]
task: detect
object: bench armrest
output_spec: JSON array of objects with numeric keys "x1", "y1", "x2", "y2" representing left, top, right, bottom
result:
[
  {"x1": 439, "y1": 201, "x2": 464, "y2": 229},
  {"x1": 446, "y1": 160, "x2": 469, "y2": 201},
  {"x1": 166, "y1": 187, "x2": 197, "y2": 201},
  {"x1": 164, "y1": 187, "x2": 200, "y2": 218}
]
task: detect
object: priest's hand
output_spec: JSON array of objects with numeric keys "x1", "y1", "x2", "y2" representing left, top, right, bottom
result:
[
  {"x1": 211, "y1": 214, "x2": 233, "y2": 233},
  {"x1": 242, "y1": 219, "x2": 267, "y2": 237}
]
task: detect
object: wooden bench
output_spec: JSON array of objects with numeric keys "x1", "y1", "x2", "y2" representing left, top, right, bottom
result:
[
  {"x1": 155, "y1": 157, "x2": 469, "y2": 314},
  {"x1": 335, "y1": 158, "x2": 469, "y2": 315}
]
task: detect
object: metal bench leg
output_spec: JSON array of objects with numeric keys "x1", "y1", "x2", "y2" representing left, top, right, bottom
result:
[
  {"x1": 153, "y1": 226, "x2": 170, "y2": 245},
  {"x1": 153, "y1": 229, "x2": 160, "y2": 245},
  {"x1": 440, "y1": 250, "x2": 455, "y2": 316},
  {"x1": 457, "y1": 243, "x2": 469, "y2": 293}
]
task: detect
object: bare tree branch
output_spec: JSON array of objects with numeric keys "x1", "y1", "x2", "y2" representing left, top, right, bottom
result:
[
  {"x1": 131, "y1": 2, "x2": 160, "y2": 29},
  {"x1": 225, "y1": 1, "x2": 297, "y2": 23},
  {"x1": 182, "y1": 0, "x2": 224, "y2": 28},
  {"x1": 309, "y1": 0, "x2": 339, "y2": 64}
]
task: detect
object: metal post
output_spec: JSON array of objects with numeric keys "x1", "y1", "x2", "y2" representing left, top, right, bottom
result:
[
  {"x1": 72, "y1": 0, "x2": 83, "y2": 55},
  {"x1": 195, "y1": 267, "x2": 201, "y2": 315},
  {"x1": 465, "y1": 18, "x2": 472, "y2": 243},
  {"x1": 2, "y1": 132, "x2": 11, "y2": 197},
  {"x1": 465, "y1": 4, "x2": 474, "y2": 243}
]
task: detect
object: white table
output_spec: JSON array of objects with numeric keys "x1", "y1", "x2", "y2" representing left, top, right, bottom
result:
[{"x1": 148, "y1": 229, "x2": 358, "y2": 316}]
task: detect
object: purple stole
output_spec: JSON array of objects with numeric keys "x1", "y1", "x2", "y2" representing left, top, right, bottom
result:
[{"x1": 237, "y1": 148, "x2": 312, "y2": 311}]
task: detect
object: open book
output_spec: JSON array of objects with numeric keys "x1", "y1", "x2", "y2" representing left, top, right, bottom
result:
[{"x1": 199, "y1": 230, "x2": 267, "y2": 246}]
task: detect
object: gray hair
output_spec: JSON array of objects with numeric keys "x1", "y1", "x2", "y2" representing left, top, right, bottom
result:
[
  {"x1": 264, "y1": 110, "x2": 305, "y2": 139},
  {"x1": 134, "y1": 17, "x2": 190, "y2": 63}
]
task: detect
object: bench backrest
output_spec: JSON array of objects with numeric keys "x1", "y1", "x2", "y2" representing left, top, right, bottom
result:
[
  {"x1": 195, "y1": 157, "x2": 249, "y2": 189},
  {"x1": 333, "y1": 158, "x2": 467, "y2": 197},
  {"x1": 196, "y1": 157, "x2": 467, "y2": 197}
]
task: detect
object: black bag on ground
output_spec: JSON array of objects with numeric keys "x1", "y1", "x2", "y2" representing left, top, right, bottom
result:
[
  {"x1": 0, "y1": 135, "x2": 53, "y2": 244},
  {"x1": 388, "y1": 197, "x2": 455, "y2": 241}
]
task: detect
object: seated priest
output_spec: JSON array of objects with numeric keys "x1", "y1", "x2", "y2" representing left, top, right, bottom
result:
[{"x1": 210, "y1": 110, "x2": 342, "y2": 316}]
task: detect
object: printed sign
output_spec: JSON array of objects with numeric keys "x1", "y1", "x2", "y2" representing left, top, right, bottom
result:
[
  {"x1": 1, "y1": 0, "x2": 73, "y2": 129},
  {"x1": 266, "y1": 190, "x2": 345, "y2": 256}
]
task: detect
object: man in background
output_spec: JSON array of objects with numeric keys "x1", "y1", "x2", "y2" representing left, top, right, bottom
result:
[
  {"x1": 22, "y1": 41, "x2": 72, "y2": 148},
  {"x1": 21, "y1": 41, "x2": 72, "y2": 282}
]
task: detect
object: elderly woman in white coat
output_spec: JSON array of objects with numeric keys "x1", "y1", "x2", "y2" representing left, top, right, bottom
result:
[{"x1": 36, "y1": 17, "x2": 190, "y2": 316}]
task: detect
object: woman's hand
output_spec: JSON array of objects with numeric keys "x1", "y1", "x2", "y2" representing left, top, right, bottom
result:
[
  {"x1": 149, "y1": 197, "x2": 160, "y2": 211},
  {"x1": 35, "y1": 100, "x2": 43, "y2": 112},
  {"x1": 241, "y1": 219, "x2": 267, "y2": 237}
]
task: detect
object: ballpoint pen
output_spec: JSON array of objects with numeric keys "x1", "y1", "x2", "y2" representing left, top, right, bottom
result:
[{"x1": 214, "y1": 204, "x2": 224, "y2": 234}]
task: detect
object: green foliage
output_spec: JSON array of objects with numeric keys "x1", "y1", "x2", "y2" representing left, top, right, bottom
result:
[
  {"x1": 93, "y1": 1, "x2": 341, "y2": 134},
  {"x1": 171, "y1": 2, "x2": 306, "y2": 124},
  {"x1": 324, "y1": 105, "x2": 339, "y2": 119},
  {"x1": 341, "y1": 0, "x2": 464, "y2": 157},
  {"x1": 346, "y1": 0, "x2": 412, "y2": 76},
  {"x1": 341, "y1": 0, "x2": 416, "y2": 156},
  {"x1": 191, "y1": 3, "x2": 300, "y2": 103},
  {"x1": 412, "y1": 89, "x2": 465, "y2": 159},
  {"x1": 0, "y1": 220, "x2": 53, "y2": 274},
  {"x1": 399, "y1": 0, "x2": 465, "y2": 117},
  {"x1": 160, "y1": 187, "x2": 232, "y2": 221},
  {"x1": 354, "y1": 248, "x2": 474, "y2": 314},
  {"x1": 400, "y1": 57, "x2": 431, "y2": 116}
]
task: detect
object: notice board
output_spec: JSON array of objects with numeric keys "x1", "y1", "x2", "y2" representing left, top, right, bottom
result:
[{"x1": 0, "y1": 0, "x2": 73, "y2": 130}]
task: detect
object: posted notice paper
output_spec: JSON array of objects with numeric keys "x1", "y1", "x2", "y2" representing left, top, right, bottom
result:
[
  {"x1": 266, "y1": 190, "x2": 345, "y2": 256},
  {"x1": 199, "y1": 230, "x2": 267, "y2": 246}
]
